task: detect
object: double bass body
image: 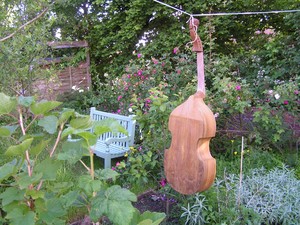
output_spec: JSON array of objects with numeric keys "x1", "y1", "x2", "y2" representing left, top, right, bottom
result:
[{"x1": 164, "y1": 92, "x2": 216, "y2": 195}]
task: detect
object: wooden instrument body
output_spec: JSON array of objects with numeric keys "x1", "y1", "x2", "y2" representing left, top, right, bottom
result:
[{"x1": 164, "y1": 92, "x2": 216, "y2": 195}]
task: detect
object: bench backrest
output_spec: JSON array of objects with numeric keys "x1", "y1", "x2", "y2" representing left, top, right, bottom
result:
[{"x1": 90, "y1": 107, "x2": 136, "y2": 148}]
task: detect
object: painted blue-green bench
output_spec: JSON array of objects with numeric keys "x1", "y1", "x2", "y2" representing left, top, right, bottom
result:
[{"x1": 89, "y1": 107, "x2": 136, "y2": 169}]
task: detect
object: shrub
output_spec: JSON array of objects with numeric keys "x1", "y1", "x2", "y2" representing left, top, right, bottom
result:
[{"x1": 181, "y1": 166, "x2": 300, "y2": 224}]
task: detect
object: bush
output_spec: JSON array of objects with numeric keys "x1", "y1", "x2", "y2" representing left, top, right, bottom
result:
[{"x1": 181, "y1": 166, "x2": 300, "y2": 224}]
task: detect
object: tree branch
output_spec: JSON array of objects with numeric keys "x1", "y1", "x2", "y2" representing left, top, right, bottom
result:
[{"x1": 0, "y1": 7, "x2": 49, "y2": 42}]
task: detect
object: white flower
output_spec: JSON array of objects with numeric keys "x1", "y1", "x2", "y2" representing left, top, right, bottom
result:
[
  {"x1": 268, "y1": 90, "x2": 273, "y2": 94},
  {"x1": 128, "y1": 108, "x2": 133, "y2": 113},
  {"x1": 214, "y1": 113, "x2": 219, "y2": 118},
  {"x1": 274, "y1": 93, "x2": 280, "y2": 100}
]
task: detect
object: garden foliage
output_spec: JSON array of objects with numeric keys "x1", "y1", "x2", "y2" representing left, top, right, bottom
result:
[
  {"x1": 181, "y1": 166, "x2": 300, "y2": 225},
  {"x1": 0, "y1": 92, "x2": 165, "y2": 225}
]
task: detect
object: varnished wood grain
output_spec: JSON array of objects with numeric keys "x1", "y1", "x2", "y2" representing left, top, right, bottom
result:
[{"x1": 164, "y1": 92, "x2": 216, "y2": 194}]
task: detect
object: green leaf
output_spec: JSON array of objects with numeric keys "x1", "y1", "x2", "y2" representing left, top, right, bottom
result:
[
  {"x1": 0, "y1": 93, "x2": 17, "y2": 115},
  {"x1": 38, "y1": 115, "x2": 58, "y2": 134},
  {"x1": 26, "y1": 189, "x2": 45, "y2": 200},
  {"x1": 58, "y1": 108, "x2": 75, "y2": 124},
  {"x1": 30, "y1": 139, "x2": 50, "y2": 156},
  {"x1": 93, "y1": 119, "x2": 128, "y2": 136},
  {"x1": 30, "y1": 100, "x2": 62, "y2": 115},
  {"x1": 0, "y1": 125, "x2": 18, "y2": 137},
  {"x1": 18, "y1": 96, "x2": 35, "y2": 107},
  {"x1": 0, "y1": 126, "x2": 10, "y2": 137},
  {"x1": 0, "y1": 160, "x2": 18, "y2": 182},
  {"x1": 5, "y1": 138, "x2": 33, "y2": 157},
  {"x1": 90, "y1": 185, "x2": 137, "y2": 224},
  {"x1": 50, "y1": 182, "x2": 74, "y2": 194},
  {"x1": 35, "y1": 158, "x2": 62, "y2": 181},
  {"x1": 69, "y1": 115, "x2": 93, "y2": 129},
  {"x1": 61, "y1": 126, "x2": 75, "y2": 139},
  {"x1": 78, "y1": 175, "x2": 102, "y2": 194},
  {"x1": 96, "y1": 168, "x2": 119, "y2": 181},
  {"x1": 57, "y1": 139, "x2": 84, "y2": 164},
  {"x1": 159, "y1": 104, "x2": 166, "y2": 112},
  {"x1": 0, "y1": 187, "x2": 26, "y2": 206},
  {"x1": 38, "y1": 197, "x2": 67, "y2": 224},
  {"x1": 6, "y1": 207, "x2": 35, "y2": 225},
  {"x1": 17, "y1": 172, "x2": 43, "y2": 189},
  {"x1": 61, "y1": 190, "x2": 80, "y2": 207},
  {"x1": 138, "y1": 211, "x2": 166, "y2": 225}
]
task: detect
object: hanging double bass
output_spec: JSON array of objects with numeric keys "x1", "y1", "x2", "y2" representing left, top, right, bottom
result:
[{"x1": 164, "y1": 18, "x2": 216, "y2": 195}]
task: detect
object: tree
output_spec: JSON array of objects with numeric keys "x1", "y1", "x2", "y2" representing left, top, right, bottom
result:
[{"x1": 0, "y1": 0, "x2": 52, "y2": 96}]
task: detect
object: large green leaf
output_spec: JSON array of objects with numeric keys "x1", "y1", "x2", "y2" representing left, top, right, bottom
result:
[
  {"x1": 0, "y1": 160, "x2": 18, "y2": 182},
  {"x1": 0, "y1": 125, "x2": 18, "y2": 137},
  {"x1": 38, "y1": 115, "x2": 58, "y2": 134},
  {"x1": 69, "y1": 115, "x2": 93, "y2": 129},
  {"x1": 37, "y1": 197, "x2": 67, "y2": 224},
  {"x1": 78, "y1": 175, "x2": 103, "y2": 194},
  {"x1": 58, "y1": 108, "x2": 75, "y2": 124},
  {"x1": 61, "y1": 126, "x2": 75, "y2": 139},
  {"x1": 0, "y1": 93, "x2": 17, "y2": 115},
  {"x1": 18, "y1": 96, "x2": 35, "y2": 107},
  {"x1": 93, "y1": 119, "x2": 128, "y2": 136},
  {"x1": 90, "y1": 185, "x2": 137, "y2": 224},
  {"x1": 61, "y1": 190, "x2": 80, "y2": 208},
  {"x1": 26, "y1": 189, "x2": 45, "y2": 200},
  {"x1": 75, "y1": 130, "x2": 97, "y2": 144},
  {"x1": 5, "y1": 138, "x2": 33, "y2": 157},
  {"x1": 0, "y1": 187, "x2": 26, "y2": 206},
  {"x1": 137, "y1": 211, "x2": 166, "y2": 225},
  {"x1": 96, "y1": 168, "x2": 119, "y2": 181},
  {"x1": 0, "y1": 126, "x2": 10, "y2": 137},
  {"x1": 30, "y1": 100, "x2": 62, "y2": 115},
  {"x1": 35, "y1": 158, "x2": 62, "y2": 181},
  {"x1": 30, "y1": 139, "x2": 50, "y2": 156},
  {"x1": 17, "y1": 172, "x2": 43, "y2": 189},
  {"x1": 6, "y1": 207, "x2": 35, "y2": 225},
  {"x1": 57, "y1": 139, "x2": 84, "y2": 164}
]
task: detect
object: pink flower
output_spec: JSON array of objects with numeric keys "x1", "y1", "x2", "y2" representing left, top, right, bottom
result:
[
  {"x1": 161, "y1": 62, "x2": 165, "y2": 67},
  {"x1": 116, "y1": 162, "x2": 120, "y2": 167},
  {"x1": 117, "y1": 95, "x2": 122, "y2": 101},
  {"x1": 159, "y1": 178, "x2": 167, "y2": 187},
  {"x1": 152, "y1": 58, "x2": 158, "y2": 64},
  {"x1": 235, "y1": 85, "x2": 241, "y2": 91},
  {"x1": 137, "y1": 70, "x2": 142, "y2": 76},
  {"x1": 137, "y1": 53, "x2": 142, "y2": 58},
  {"x1": 283, "y1": 100, "x2": 289, "y2": 105},
  {"x1": 127, "y1": 74, "x2": 131, "y2": 78},
  {"x1": 117, "y1": 109, "x2": 121, "y2": 114},
  {"x1": 173, "y1": 47, "x2": 179, "y2": 54},
  {"x1": 111, "y1": 167, "x2": 116, "y2": 171},
  {"x1": 295, "y1": 90, "x2": 299, "y2": 95},
  {"x1": 177, "y1": 70, "x2": 181, "y2": 75}
]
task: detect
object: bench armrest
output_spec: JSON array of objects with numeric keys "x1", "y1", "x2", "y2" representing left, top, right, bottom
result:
[{"x1": 104, "y1": 135, "x2": 131, "y2": 145}]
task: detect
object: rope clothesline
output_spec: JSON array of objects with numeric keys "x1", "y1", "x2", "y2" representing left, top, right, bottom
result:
[{"x1": 153, "y1": 0, "x2": 300, "y2": 17}]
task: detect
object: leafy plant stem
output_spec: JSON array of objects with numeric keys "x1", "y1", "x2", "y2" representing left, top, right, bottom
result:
[
  {"x1": 79, "y1": 159, "x2": 91, "y2": 173},
  {"x1": 25, "y1": 115, "x2": 38, "y2": 132},
  {"x1": 89, "y1": 149, "x2": 95, "y2": 180},
  {"x1": 36, "y1": 180, "x2": 43, "y2": 191},
  {"x1": 50, "y1": 123, "x2": 64, "y2": 157},
  {"x1": 18, "y1": 106, "x2": 26, "y2": 135}
]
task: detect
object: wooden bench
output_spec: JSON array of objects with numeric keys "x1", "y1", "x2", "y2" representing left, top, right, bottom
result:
[{"x1": 89, "y1": 107, "x2": 136, "y2": 169}]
